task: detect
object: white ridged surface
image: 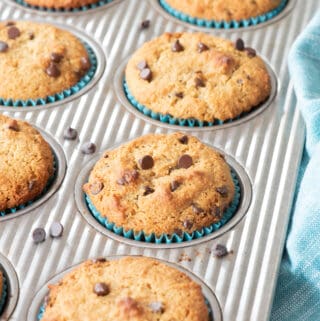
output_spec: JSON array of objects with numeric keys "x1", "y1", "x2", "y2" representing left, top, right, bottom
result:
[{"x1": 0, "y1": 0, "x2": 317, "y2": 320}]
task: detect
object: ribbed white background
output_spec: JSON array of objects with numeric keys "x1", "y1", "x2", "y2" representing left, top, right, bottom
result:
[{"x1": 0, "y1": 0, "x2": 318, "y2": 320}]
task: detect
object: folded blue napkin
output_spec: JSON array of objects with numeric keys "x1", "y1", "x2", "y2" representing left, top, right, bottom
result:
[{"x1": 271, "y1": 11, "x2": 320, "y2": 321}]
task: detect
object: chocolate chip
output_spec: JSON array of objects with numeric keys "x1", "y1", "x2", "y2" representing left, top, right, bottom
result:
[
  {"x1": 210, "y1": 205, "x2": 221, "y2": 217},
  {"x1": 139, "y1": 155, "x2": 154, "y2": 170},
  {"x1": 0, "y1": 41, "x2": 9, "y2": 53},
  {"x1": 7, "y1": 26, "x2": 20, "y2": 39},
  {"x1": 63, "y1": 127, "x2": 78, "y2": 140},
  {"x1": 46, "y1": 63, "x2": 61, "y2": 78},
  {"x1": 216, "y1": 186, "x2": 228, "y2": 197},
  {"x1": 117, "y1": 170, "x2": 139, "y2": 185},
  {"x1": 81, "y1": 142, "x2": 96, "y2": 155},
  {"x1": 177, "y1": 154, "x2": 193, "y2": 169},
  {"x1": 81, "y1": 57, "x2": 91, "y2": 71},
  {"x1": 149, "y1": 301, "x2": 164, "y2": 313},
  {"x1": 245, "y1": 47, "x2": 256, "y2": 58},
  {"x1": 137, "y1": 60, "x2": 148, "y2": 70},
  {"x1": 170, "y1": 181, "x2": 180, "y2": 192},
  {"x1": 192, "y1": 203, "x2": 204, "y2": 214},
  {"x1": 50, "y1": 222, "x2": 64, "y2": 238},
  {"x1": 141, "y1": 20, "x2": 150, "y2": 29},
  {"x1": 175, "y1": 92, "x2": 184, "y2": 99},
  {"x1": 171, "y1": 39, "x2": 184, "y2": 52},
  {"x1": 235, "y1": 38, "x2": 245, "y2": 51},
  {"x1": 7, "y1": 119, "x2": 19, "y2": 131},
  {"x1": 90, "y1": 181, "x2": 104, "y2": 195},
  {"x1": 93, "y1": 282, "x2": 110, "y2": 296},
  {"x1": 5, "y1": 21, "x2": 15, "y2": 27},
  {"x1": 178, "y1": 135, "x2": 188, "y2": 144},
  {"x1": 32, "y1": 228, "x2": 46, "y2": 244},
  {"x1": 174, "y1": 228, "x2": 183, "y2": 236},
  {"x1": 28, "y1": 32, "x2": 34, "y2": 40},
  {"x1": 213, "y1": 244, "x2": 229, "y2": 258},
  {"x1": 195, "y1": 77, "x2": 205, "y2": 88},
  {"x1": 51, "y1": 52, "x2": 63, "y2": 63},
  {"x1": 28, "y1": 180, "x2": 36, "y2": 191},
  {"x1": 92, "y1": 257, "x2": 107, "y2": 263},
  {"x1": 198, "y1": 42, "x2": 209, "y2": 53},
  {"x1": 140, "y1": 68, "x2": 152, "y2": 82},
  {"x1": 183, "y1": 220, "x2": 193, "y2": 229},
  {"x1": 143, "y1": 186, "x2": 154, "y2": 196}
]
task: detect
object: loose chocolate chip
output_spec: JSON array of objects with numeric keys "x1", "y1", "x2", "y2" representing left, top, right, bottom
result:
[
  {"x1": 213, "y1": 244, "x2": 229, "y2": 258},
  {"x1": 192, "y1": 203, "x2": 204, "y2": 214},
  {"x1": 140, "y1": 68, "x2": 152, "y2": 82},
  {"x1": 245, "y1": 47, "x2": 256, "y2": 57},
  {"x1": 143, "y1": 186, "x2": 155, "y2": 196},
  {"x1": 235, "y1": 38, "x2": 245, "y2": 51},
  {"x1": 28, "y1": 32, "x2": 34, "y2": 40},
  {"x1": 177, "y1": 154, "x2": 193, "y2": 169},
  {"x1": 28, "y1": 180, "x2": 36, "y2": 191},
  {"x1": 178, "y1": 135, "x2": 188, "y2": 144},
  {"x1": 170, "y1": 181, "x2": 180, "y2": 192},
  {"x1": 171, "y1": 39, "x2": 184, "y2": 52},
  {"x1": 175, "y1": 92, "x2": 184, "y2": 99},
  {"x1": 149, "y1": 301, "x2": 164, "y2": 313},
  {"x1": 90, "y1": 181, "x2": 104, "y2": 195},
  {"x1": 94, "y1": 282, "x2": 110, "y2": 296},
  {"x1": 5, "y1": 21, "x2": 15, "y2": 27},
  {"x1": 141, "y1": 19, "x2": 150, "y2": 29},
  {"x1": 7, "y1": 119, "x2": 19, "y2": 131},
  {"x1": 63, "y1": 127, "x2": 78, "y2": 140},
  {"x1": 198, "y1": 42, "x2": 209, "y2": 53},
  {"x1": 46, "y1": 63, "x2": 61, "y2": 78},
  {"x1": 81, "y1": 57, "x2": 91, "y2": 70},
  {"x1": 216, "y1": 186, "x2": 228, "y2": 197},
  {"x1": 195, "y1": 77, "x2": 205, "y2": 88},
  {"x1": 92, "y1": 257, "x2": 107, "y2": 263},
  {"x1": 32, "y1": 228, "x2": 46, "y2": 244},
  {"x1": 137, "y1": 60, "x2": 148, "y2": 70},
  {"x1": 183, "y1": 220, "x2": 193, "y2": 229},
  {"x1": 139, "y1": 155, "x2": 154, "y2": 170},
  {"x1": 7, "y1": 26, "x2": 20, "y2": 39},
  {"x1": 0, "y1": 41, "x2": 9, "y2": 53},
  {"x1": 50, "y1": 222, "x2": 64, "y2": 238},
  {"x1": 210, "y1": 205, "x2": 221, "y2": 217},
  {"x1": 81, "y1": 142, "x2": 96, "y2": 155},
  {"x1": 51, "y1": 52, "x2": 63, "y2": 63}
]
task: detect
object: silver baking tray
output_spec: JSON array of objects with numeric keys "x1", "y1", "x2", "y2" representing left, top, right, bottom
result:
[{"x1": 0, "y1": 0, "x2": 316, "y2": 320}]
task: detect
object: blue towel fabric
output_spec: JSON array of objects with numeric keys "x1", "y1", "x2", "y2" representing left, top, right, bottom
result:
[{"x1": 271, "y1": 12, "x2": 320, "y2": 321}]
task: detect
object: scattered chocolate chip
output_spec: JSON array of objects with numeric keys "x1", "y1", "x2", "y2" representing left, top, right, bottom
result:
[
  {"x1": 183, "y1": 220, "x2": 193, "y2": 229},
  {"x1": 137, "y1": 60, "x2": 148, "y2": 70},
  {"x1": 90, "y1": 181, "x2": 104, "y2": 195},
  {"x1": 7, "y1": 119, "x2": 19, "y2": 131},
  {"x1": 213, "y1": 244, "x2": 229, "y2": 258},
  {"x1": 92, "y1": 257, "x2": 107, "y2": 264},
  {"x1": 173, "y1": 228, "x2": 183, "y2": 236},
  {"x1": 216, "y1": 186, "x2": 229, "y2": 197},
  {"x1": 50, "y1": 52, "x2": 63, "y2": 63},
  {"x1": 63, "y1": 127, "x2": 78, "y2": 140},
  {"x1": 117, "y1": 170, "x2": 139, "y2": 185},
  {"x1": 0, "y1": 41, "x2": 9, "y2": 53},
  {"x1": 235, "y1": 38, "x2": 245, "y2": 51},
  {"x1": 46, "y1": 63, "x2": 61, "y2": 78},
  {"x1": 139, "y1": 155, "x2": 154, "y2": 170},
  {"x1": 178, "y1": 135, "x2": 188, "y2": 144},
  {"x1": 171, "y1": 39, "x2": 184, "y2": 52},
  {"x1": 141, "y1": 19, "x2": 150, "y2": 29},
  {"x1": 32, "y1": 228, "x2": 46, "y2": 244},
  {"x1": 143, "y1": 186, "x2": 154, "y2": 196},
  {"x1": 170, "y1": 180, "x2": 180, "y2": 192},
  {"x1": 140, "y1": 68, "x2": 152, "y2": 82},
  {"x1": 177, "y1": 154, "x2": 193, "y2": 169},
  {"x1": 149, "y1": 301, "x2": 164, "y2": 313},
  {"x1": 28, "y1": 32, "x2": 34, "y2": 40},
  {"x1": 50, "y1": 222, "x2": 64, "y2": 238},
  {"x1": 198, "y1": 42, "x2": 209, "y2": 53},
  {"x1": 195, "y1": 77, "x2": 205, "y2": 88},
  {"x1": 210, "y1": 205, "x2": 221, "y2": 217},
  {"x1": 5, "y1": 21, "x2": 15, "y2": 27},
  {"x1": 94, "y1": 282, "x2": 110, "y2": 296},
  {"x1": 81, "y1": 142, "x2": 96, "y2": 155},
  {"x1": 28, "y1": 180, "x2": 36, "y2": 191},
  {"x1": 175, "y1": 92, "x2": 184, "y2": 99},
  {"x1": 7, "y1": 26, "x2": 20, "y2": 39},
  {"x1": 81, "y1": 56, "x2": 91, "y2": 70},
  {"x1": 192, "y1": 203, "x2": 204, "y2": 214},
  {"x1": 245, "y1": 47, "x2": 256, "y2": 57}
]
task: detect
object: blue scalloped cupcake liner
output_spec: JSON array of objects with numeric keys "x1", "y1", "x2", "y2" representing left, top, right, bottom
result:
[
  {"x1": 14, "y1": 0, "x2": 114, "y2": 13},
  {"x1": 0, "y1": 154, "x2": 57, "y2": 217},
  {"x1": 0, "y1": 273, "x2": 7, "y2": 315},
  {"x1": 85, "y1": 171, "x2": 241, "y2": 244},
  {"x1": 159, "y1": 0, "x2": 288, "y2": 29},
  {"x1": 0, "y1": 42, "x2": 97, "y2": 108}
]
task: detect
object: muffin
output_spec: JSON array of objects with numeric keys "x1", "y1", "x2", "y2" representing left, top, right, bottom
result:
[
  {"x1": 0, "y1": 270, "x2": 6, "y2": 314},
  {"x1": 41, "y1": 256, "x2": 209, "y2": 321},
  {"x1": 162, "y1": 0, "x2": 283, "y2": 22},
  {"x1": 83, "y1": 132, "x2": 235, "y2": 237},
  {"x1": 0, "y1": 21, "x2": 91, "y2": 101},
  {"x1": 23, "y1": 0, "x2": 102, "y2": 9},
  {"x1": 0, "y1": 114, "x2": 54, "y2": 212},
  {"x1": 125, "y1": 32, "x2": 271, "y2": 124}
]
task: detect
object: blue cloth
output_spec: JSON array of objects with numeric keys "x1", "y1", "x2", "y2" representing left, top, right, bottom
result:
[{"x1": 271, "y1": 11, "x2": 320, "y2": 320}]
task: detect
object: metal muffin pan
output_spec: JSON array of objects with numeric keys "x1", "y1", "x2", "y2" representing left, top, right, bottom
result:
[
  {"x1": 0, "y1": 0, "x2": 317, "y2": 320},
  {"x1": 0, "y1": 253, "x2": 19, "y2": 321},
  {"x1": 114, "y1": 57, "x2": 278, "y2": 131},
  {"x1": 27, "y1": 255, "x2": 222, "y2": 321},
  {"x1": 0, "y1": 20, "x2": 106, "y2": 112}
]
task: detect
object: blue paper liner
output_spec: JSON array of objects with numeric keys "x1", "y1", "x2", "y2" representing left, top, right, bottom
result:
[
  {"x1": 0, "y1": 42, "x2": 97, "y2": 108},
  {"x1": 85, "y1": 171, "x2": 241, "y2": 244},
  {"x1": 0, "y1": 273, "x2": 7, "y2": 315},
  {"x1": 159, "y1": 0, "x2": 288, "y2": 29},
  {"x1": 0, "y1": 154, "x2": 57, "y2": 217},
  {"x1": 13, "y1": 0, "x2": 114, "y2": 13}
]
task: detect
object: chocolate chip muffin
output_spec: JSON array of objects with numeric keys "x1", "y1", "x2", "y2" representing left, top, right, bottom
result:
[
  {"x1": 125, "y1": 32, "x2": 271, "y2": 123},
  {"x1": 163, "y1": 0, "x2": 283, "y2": 22},
  {"x1": 42, "y1": 257, "x2": 209, "y2": 321},
  {"x1": 0, "y1": 114, "x2": 54, "y2": 212},
  {"x1": 0, "y1": 21, "x2": 91, "y2": 101},
  {"x1": 24, "y1": 0, "x2": 101, "y2": 9},
  {"x1": 83, "y1": 132, "x2": 235, "y2": 236}
]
